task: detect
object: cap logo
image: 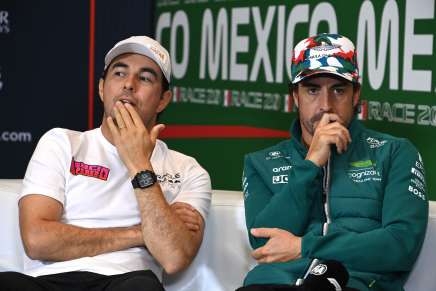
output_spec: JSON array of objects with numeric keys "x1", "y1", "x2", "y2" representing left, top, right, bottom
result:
[
  {"x1": 150, "y1": 45, "x2": 166, "y2": 63},
  {"x1": 310, "y1": 263, "x2": 328, "y2": 276},
  {"x1": 311, "y1": 43, "x2": 341, "y2": 52}
]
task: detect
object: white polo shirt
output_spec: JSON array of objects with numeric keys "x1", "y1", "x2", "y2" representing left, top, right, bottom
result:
[{"x1": 20, "y1": 127, "x2": 211, "y2": 279}]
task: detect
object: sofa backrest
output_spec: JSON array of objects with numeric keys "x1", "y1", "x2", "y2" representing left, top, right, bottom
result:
[{"x1": 0, "y1": 179, "x2": 435, "y2": 290}]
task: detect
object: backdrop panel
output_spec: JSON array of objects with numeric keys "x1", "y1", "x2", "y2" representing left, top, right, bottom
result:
[
  {"x1": 0, "y1": 0, "x2": 155, "y2": 178},
  {"x1": 155, "y1": 0, "x2": 436, "y2": 200}
]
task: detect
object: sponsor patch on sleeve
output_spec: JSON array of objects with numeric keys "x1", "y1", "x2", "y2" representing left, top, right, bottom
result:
[{"x1": 408, "y1": 153, "x2": 426, "y2": 200}]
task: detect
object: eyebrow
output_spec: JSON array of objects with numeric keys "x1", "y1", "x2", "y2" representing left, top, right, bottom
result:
[
  {"x1": 110, "y1": 62, "x2": 159, "y2": 79},
  {"x1": 300, "y1": 80, "x2": 348, "y2": 88}
]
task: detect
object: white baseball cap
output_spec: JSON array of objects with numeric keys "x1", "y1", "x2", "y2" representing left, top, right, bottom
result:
[{"x1": 104, "y1": 36, "x2": 171, "y2": 83}]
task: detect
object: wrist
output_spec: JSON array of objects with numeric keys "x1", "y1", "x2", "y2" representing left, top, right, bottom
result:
[
  {"x1": 305, "y1": 156, "x2": 322, "y2": 167},
  {"x1": 128, "y1": 161, "x2": 154, "y2": 178},
  {"x1": 129, "y1": 225, "x2": 144, "y2": 246}
]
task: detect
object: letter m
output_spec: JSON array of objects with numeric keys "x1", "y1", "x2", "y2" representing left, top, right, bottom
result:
[{"x1": 199, "y1": 8, "x2": 228, "y2": 80}]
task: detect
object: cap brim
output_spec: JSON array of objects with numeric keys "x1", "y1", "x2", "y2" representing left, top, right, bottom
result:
[
  {"x1": 104, "y1": 42, "x2": 170, "y2": 83},
  {"x1": 292, "y1": 68, "x2": 356, "y2": 84}
]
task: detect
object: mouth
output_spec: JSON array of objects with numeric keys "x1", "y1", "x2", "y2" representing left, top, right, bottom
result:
[{"x1": 118, "y1": 97, "x2": 135, "y2": 107}]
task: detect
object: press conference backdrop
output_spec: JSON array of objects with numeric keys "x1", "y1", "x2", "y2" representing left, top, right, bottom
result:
[
  {"x1": 155, "y1": 0, "x2": 436, "y2": 200},
  {"x1": 0, "y1": 0, "x2": 154, "y2": 177},
  {"x1": 1, "y1": 0, "x2": 435, "y2": 200}
]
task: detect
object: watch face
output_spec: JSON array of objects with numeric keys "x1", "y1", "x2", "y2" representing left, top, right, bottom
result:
[
  {"x1": 138, "y1": 173, "x2": 155, "y2": 188},
  {"x1": 133, "y1": 170, "x2": 157, "y2": 189}
]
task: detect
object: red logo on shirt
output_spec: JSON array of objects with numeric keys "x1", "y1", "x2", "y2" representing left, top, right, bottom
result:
[{"x1": 69, "y1": 158, "x2": 110, "y2": 181}]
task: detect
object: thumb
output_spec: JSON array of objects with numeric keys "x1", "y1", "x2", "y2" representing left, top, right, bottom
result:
[{"x1": 150, "y1": 124, "x2": 165, "y2": 144}]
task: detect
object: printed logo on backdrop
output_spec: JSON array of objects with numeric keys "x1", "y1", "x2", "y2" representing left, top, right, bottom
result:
[
  {"x1": 358, "y1": 99, "x2": 436, "y2": 128},
  {"x1": 0, "y1": 10, "x2": 10, "y2": 34},
  {"x1": 0, "y1": 131, "x2": 32, "y2": 143},
  {"x1": 172, "y1": 86, "x2": 296, "y2": 113}
]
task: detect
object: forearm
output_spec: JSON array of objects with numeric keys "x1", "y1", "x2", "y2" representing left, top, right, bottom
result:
[
  {"x1": 302, "y1": 220, "x2": 427, "y2": 272},
  {"x1": 135, "y1": 185, "x2": 201, "y2": 274},
  {"x1": 21, "y1": 221, "x2": 143, "y2": 261},
  {"x1": 245, "y1": 159, "x2": 321, "y2": 246}
]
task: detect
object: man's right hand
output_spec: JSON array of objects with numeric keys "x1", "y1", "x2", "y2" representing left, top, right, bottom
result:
[{"x1": 306, "y1": 113, "x2": 352, "y2": 167}]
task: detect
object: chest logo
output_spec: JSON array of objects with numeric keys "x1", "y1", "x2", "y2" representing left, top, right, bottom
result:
[
  {"x1": 348, "y1": 160, "x2": 381, "y2": 183},
  {"x1": 69, "y1": 158, "x2": 110, "y2": 181},
  {"x1": 272, "y1": 174, "x2": 288, "y2": 184},
  {"x1": 366, "y1": 137, "x2": 387, "y2": 148}
]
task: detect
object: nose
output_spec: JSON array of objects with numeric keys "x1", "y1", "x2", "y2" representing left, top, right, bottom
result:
[
  {"x1": 319, "y1": 88, "x2": 332, "y2": 112},
  {"x1": 123, "y1": 74, "x2": 136, "y2": 92}
]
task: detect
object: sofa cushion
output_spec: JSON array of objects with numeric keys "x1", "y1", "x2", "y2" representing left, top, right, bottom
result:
[{"x1": 0, "y1": 180, "x2": 435, "y2": 290}]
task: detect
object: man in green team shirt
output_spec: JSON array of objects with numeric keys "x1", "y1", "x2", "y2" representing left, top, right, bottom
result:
[{"x1": 238, "y1": 33, "x2": 428, "y2": 291}]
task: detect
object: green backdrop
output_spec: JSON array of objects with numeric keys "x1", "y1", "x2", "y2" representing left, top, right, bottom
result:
[{"x1": 155, "y1": 0, "x2": 436, "y2": 200}]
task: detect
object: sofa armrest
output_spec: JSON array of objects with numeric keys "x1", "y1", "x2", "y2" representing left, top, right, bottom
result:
[
  {"x1": 0, "y1": 179, "x2": 24, "y2": 272},
  {"x1": 404, "y1": 201, "x2": 436, "y2": 290},
  {"x1": 163, "y1": 190, "x2": 256, "y2": 291}
]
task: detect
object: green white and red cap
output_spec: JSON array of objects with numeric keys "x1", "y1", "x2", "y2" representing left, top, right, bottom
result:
[{"x1": 291, "y1": 33, "x2": 360, "y2": 84}]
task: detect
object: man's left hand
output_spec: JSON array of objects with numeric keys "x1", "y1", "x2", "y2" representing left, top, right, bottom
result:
[
  {"x1": 250, "y1": 228, "x2": 301, "y2": 263},
  {"x1": 171, "y1": 202, "x2": 203, "y2": 233}
]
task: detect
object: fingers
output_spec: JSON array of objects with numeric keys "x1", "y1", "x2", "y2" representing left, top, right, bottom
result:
[
  {"x1": 251, "y1": 229, "x2": 301, "y2": 263},
  {"x1": 114, "y1": 101, "x2": 135, "y2": 130},
  {"x1": 107, "y1": 116, "x2": 120, "y2": 139},
  {"x1": 315, "y1": 119, "x2": 352, "y2": 154},
  {"x1": 123, "y1": 102, "x2": 144, "y2": 128},
  {"x1": 250, "y1": 228, "x2": 276, "y2": 238},
  {"x1": 171, "y1": 202, "x2": 202, "y2": 232},
  {"x1": 317, "y1": 112, "x2": 333, "y2": 128},
  {"x1": 251, "y1": 246, "x2": 267, "y2": 261}
]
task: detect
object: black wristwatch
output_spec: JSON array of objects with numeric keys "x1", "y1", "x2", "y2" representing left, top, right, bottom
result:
[{"x1": 131, "y1": 170, "x2": 157, "y2": 189}]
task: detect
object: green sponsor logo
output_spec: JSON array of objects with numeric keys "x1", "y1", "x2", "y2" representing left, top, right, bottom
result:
[{"x1": 350, "y1": 160, "x2": 375, "y2": 168}]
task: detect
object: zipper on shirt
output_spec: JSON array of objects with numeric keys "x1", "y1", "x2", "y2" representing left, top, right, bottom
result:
[
  {"x1": 298, "y1": 156, "x2": 332, "y2": 286},
  {"x1": 322, "y1": 156, "x2": 332, "y2": 235}
]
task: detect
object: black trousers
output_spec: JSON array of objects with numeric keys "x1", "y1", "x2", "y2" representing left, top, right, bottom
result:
[
  {"x1": 236, "y1": 284, "x2": 360, "y2": 291},
  {"x1": 0, "y1": 270, "x2": 165, "y2": 291}
]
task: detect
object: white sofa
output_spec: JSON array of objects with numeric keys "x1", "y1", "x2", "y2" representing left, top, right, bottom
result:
[{"x1": 0, "y1": 179, "x2": 435, "y2": 290}]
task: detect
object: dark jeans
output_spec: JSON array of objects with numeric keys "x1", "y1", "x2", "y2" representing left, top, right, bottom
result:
[
  {"x1": 0, "y1": 270, "x2": 165, "y2": 291},
  {"x1": 236, "y1": 284, "x2": 360, "y2": 291}
]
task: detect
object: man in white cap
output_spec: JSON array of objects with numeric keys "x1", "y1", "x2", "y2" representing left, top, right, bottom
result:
[
  {"x1": 1, "y1": 36, "x2": 211, "y2": 290},
  {"x1": 238, "y1": 33, "x2": 428, "y2": 291}
]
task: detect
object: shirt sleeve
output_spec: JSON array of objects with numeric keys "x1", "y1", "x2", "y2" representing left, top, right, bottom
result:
[
  {"x1": 243, "y1": 153, "x2": 322, "y2": 250},
  {"x1": 172, "y1": 158, "x2": 212, "y2": 221},
  {"x1": 20, "y1": 129, "x2": 71, "y2": 205},
  {"x1": 302, "y1": 139, "x2": 429, "y2": 273}
]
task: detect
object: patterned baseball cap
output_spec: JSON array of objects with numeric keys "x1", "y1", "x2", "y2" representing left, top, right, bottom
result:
[
  {"x1": 290, "y1": 33, "x2": 359, "y2": 84},
  {"x1": 104, "y1": 36, "x2": 171, "y2": 83}
]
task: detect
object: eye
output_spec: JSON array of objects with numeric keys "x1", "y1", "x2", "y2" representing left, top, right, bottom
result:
[
  {"x1": 139, "y1": 71, "x2": 157, "y2": 83},
  {"x1": 139, "y1": 75, "x2": 152, "y2": 82},
  {"x1": 113, "y1": 71, "x2": 126, "y2": 77},
  {"x1": 307, "y1": 87, "x2": 319, "y2": 95},
  {"x1": 333, "y1": 87, "x2": 346, "y2": 95}
]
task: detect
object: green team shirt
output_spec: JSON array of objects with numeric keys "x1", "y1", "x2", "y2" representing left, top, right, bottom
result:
[{"x1": 242, "y1": 118, "x2": 428, "y2": 291}]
